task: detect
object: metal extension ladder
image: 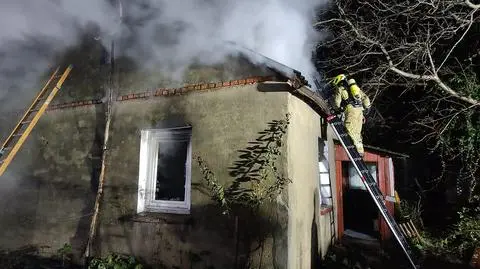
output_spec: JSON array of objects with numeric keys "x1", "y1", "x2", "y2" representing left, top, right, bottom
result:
[
  {"x1": 326, "y1": 113, "x2": 418, "y2": 269},
  {"x1": 0, "y1": 65, "x2": 73, "y2": 176}
]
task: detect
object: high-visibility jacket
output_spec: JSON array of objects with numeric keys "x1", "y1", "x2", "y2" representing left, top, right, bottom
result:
[{"x1": 332, "y1": 79, "x2": 371, "y2": 155}]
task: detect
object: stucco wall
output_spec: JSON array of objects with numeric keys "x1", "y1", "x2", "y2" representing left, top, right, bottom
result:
[
  {"x1": 95, "y1": 84, "x2": 291, "y2": 269},
  {"x1": 0, "y1": 105, "x2": 103, "y2": 259},
  {"x1": 286, "y1": 91, "x2": 324, "y2": 269},
  {"x1": 0, "y1": 82, "x2": 337, "y2": 269}
]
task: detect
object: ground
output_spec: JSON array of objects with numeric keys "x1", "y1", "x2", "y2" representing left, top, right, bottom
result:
[{"x1": 318, "y1": 240, "x2": 471, "y2": 269}]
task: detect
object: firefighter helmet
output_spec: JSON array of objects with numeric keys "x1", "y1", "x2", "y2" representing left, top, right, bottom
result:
[{"x1": 331, "y1": 74, "x2": 346, "y2": 86}]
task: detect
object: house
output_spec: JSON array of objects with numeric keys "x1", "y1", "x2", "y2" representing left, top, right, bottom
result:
[{"x1": 0, "y1": 38, "x2": 404, "y2": 269}]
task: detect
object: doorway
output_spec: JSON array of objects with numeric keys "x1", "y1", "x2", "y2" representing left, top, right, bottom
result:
[
  {"x1": 335, "y1": 145, "x2": 396, "y2": 241},
  {"x1": 342, "y1": 161, "x2": 380, "y2": 238}
]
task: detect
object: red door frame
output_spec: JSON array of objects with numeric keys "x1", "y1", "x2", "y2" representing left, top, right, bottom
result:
[{"x1": 335, "y1": 145, "x2": 394, "y2": 241}]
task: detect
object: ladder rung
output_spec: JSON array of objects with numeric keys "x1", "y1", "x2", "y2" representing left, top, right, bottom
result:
[
  {"x1": 13, "y1": 133, "x2": 24, "y2": 137},
  {"x1": 21, "y1": 120, "x2": 32, "y2": 125},
  {"x1": 329, "y1": 114, "x2": 416, "y2": 267}
]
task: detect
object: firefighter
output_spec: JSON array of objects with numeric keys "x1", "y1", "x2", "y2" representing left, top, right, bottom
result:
[{"x1": 331, "y1": 74, "x2": 371, "y2": 156}]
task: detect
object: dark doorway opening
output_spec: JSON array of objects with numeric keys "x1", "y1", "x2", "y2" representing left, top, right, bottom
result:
[{"x1": 342, "y1": 161, "x2": 380, "y2": 238}]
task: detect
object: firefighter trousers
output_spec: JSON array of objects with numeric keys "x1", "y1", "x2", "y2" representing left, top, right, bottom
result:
[{"x1": 344, "y1": 106, "x2": 365, "y2": 155}]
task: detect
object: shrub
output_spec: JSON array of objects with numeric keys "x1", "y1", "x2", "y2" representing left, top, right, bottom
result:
[{"x1": 88, "y1": 253, "x2": 144, "y2": 269}]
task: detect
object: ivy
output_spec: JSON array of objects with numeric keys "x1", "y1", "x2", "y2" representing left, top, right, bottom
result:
[{"x1": 196, "y1": 113, "x2": 292, "y2": 216}]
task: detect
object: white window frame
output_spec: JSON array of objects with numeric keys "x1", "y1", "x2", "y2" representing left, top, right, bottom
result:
[
  {"x1": 137, "y1": 126, "x2": 192, "y2": 215},
  {"x1": 318, "y1": 138, "x2": 332, "y2": 206}
]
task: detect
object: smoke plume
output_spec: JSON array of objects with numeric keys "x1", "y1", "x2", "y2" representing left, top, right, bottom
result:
[
  {"x1": 0, "y1": 0, "x2": 326, "y2": 101},
  {"x1": 117, "y1": 0, "x2": 325, "y2": 76}
]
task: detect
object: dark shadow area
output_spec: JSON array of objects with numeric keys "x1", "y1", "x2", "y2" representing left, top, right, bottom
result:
[
  {"x1": 311, "y1": 206, "x2": 320, "y2": 269},
  {"x1": 0, "y1": 245, "x2": 82, "y2": 269},
  {"x1": 52, "y1": 29, "x2": 110, "y2": 103},
  {"x1": 343, "y1": 189, "x2": 378, "y2": 238},
  {"x1": 153, "y1": 115, "x2": 189, "y2": 129},
  {"x1": 257, "y1": 82, "x2": 330, "y2": 118},
  {"x1": 320, "y1": 236, "x2": 472, "y2": 269},
  {"x1": 0, "y1": 175, "x2": 41, "y2": 252},
  {"x1": 256, "y1": 81, "x2": 291, "y2": 93},
  {"x1": 118, "y1": 202, "x2": 282, "y2": 269},
  {"x1": 226, "y1": 116, "x2": 289, "y2": 203},
  {"x1": 0, "y1": 245, "x2": 154, "y2": 269},
  {"x1": 190, "y1": 116, "x2": 290, "y2": 269},
  {"x1": 69, "y1": 102, "x2": 105, "y2": 260}
]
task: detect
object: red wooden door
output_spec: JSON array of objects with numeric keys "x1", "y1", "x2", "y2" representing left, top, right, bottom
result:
[{"x1": 335, "y1": 145, "x2": 395, "y2": 241}]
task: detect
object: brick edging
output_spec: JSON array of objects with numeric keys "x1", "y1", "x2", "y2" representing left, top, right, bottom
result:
[
  {"x1": 117, "y1": 76, "x2": 274, "y2": 101},
  {"x1": 46, "y1": 76, "x2": 276, "y2": 111},
  {"x1": 47, "y1": 99, "x2": 102, "y2": 111}
]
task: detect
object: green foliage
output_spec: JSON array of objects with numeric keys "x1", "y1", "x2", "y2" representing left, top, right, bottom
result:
[
  {"x1": 197, "y1": 156, "x2": 230, "y2": 215},
  {"x1": 416, "y1": 207, "x2": 480, "y2": 261},
  {"x1": 434, "y1": 71, "x2": 480, "y2": 204},
  {"x1": 56, "y1": 243, "x2": 73, "y2": 267},
  {"x1": 397, "y1": 199, "x2": 423, "y2": 226},
  {"x1": 450, "y1": 69, "x2": 480, "y2": 101},
  {"x1": 88, "y1": 253, "x2": 144, "y2": 269},
  {"x1": 196, "y1": 113, "x2": 292, "y2": 216}
]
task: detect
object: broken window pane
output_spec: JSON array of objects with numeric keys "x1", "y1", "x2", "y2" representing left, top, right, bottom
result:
[
  {"x1": 348, "y1": 163, "x2": 377, "y2": 190},
  {"x1": 155, "y1": 139, "x2": 189, "y2": 201}
]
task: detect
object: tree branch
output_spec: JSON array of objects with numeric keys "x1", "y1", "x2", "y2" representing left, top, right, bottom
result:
[
  {"x1": 436, "y1": 12, "x2": 475, "y2": 73},
  {"x1": 324, "y1": 16, "x2": 480, "y2": 106},
  {"x1": 465, "y1": 0, "x2": 480, "y2": 9}
]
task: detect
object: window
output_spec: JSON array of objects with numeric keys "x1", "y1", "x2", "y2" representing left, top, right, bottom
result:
[
  {"x1": 137, "y1": 126, "x2": 192, "y2": 214},
  {"x1": 347, "y1": 162, "x2": 377, "y2": 190},
  {"x1": 318, "y1": 138, "x2": 332, "y2": 206}
]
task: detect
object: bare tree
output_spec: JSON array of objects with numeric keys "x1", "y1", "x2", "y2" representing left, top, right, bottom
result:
[
  {"x1": 315, "y1": 0, "x2": 479, "y2": 104},
  {"x1": 314, "y1": 0, "x2": 480, "y2": 203}
]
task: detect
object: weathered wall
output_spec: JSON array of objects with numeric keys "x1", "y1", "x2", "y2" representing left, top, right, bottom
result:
[
  {"x1": 0, "y1": 34, "x2": 282, "y2": 263},
  {"x1": 286, "y1": 91, "x2": 324, "y2": 269},
  {"x1": 0, "y1": 33, "x2": 334, "y2": 268},
  {"x1": 0, "y1": 105, "x2": 102, "y2": 259},
  {"x1": 96, "y1": 84, "x2": 290, "y2": 269}
]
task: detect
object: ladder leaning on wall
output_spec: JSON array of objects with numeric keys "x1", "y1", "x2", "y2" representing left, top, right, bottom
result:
[
  {"x1": 0, "y1": 65, "x2": 73, "y2": 177},
  {"x1": 228, "y1": 41, "x2": 418, "y2": 268}
]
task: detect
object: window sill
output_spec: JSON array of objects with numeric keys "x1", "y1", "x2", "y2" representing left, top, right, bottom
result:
[
  {"x1": 120, "y1": 212, "x2": 194, "y2": 225},
  {"x1": 320, "y1": 205, "x2": 333, "y2": 216}
]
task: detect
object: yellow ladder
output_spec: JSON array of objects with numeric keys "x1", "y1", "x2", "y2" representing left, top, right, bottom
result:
[{"x1": 0, "y1": 65, "x2": 73, "y2": 176}]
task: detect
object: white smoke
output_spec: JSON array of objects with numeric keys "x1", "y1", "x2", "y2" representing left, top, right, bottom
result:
[
  {"x1": 117, "y1": 0, "x2": 325, "y2": 77},
  {"x1": 0, "y1": 0, "x2": 327, "y2": 109}
]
